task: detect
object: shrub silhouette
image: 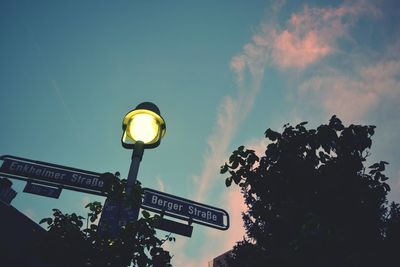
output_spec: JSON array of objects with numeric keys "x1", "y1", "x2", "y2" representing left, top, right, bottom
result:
[{"x1": 222, "y1": 116, "x2": 400, "y2": 267}]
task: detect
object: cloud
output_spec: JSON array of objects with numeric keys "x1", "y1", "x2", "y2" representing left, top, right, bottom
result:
[
  {"x1": 272, "y1": 0, "x2": 379, "y2": 69},
  {"x1": 215, "y1": 188, "x2": 247, "y2": 250},
  {"x1": 299, "y1": 53, "x2": 400, "y2": 122},
  {"x1": 156, "y1": 175, "x2": 165, "y2": 192},
  {"x1": 193, "y1": 20, "x2": 271, "y2": 203},
  {"x1": 273, "y1": 30, "x2": 331, "y2": 68}
]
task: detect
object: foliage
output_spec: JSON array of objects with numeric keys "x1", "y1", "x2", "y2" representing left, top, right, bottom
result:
[
  {"x1": 221, "y1": 115, "x2": 400, "y2": 267},
  {"x1": 37, "y1": 172, "x2": 173, "y2": 267}
]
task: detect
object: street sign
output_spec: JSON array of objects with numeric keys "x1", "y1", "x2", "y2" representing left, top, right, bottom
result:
[
  {"x1": 23, "y1": 182, "x2": 62, "y2": 199},
  {"x1": 99, "y1": 198, "x2": 193, "y2": 237},
  {"x1": 0, "y1": 155, "x2": 107, "y2": 196},
  {"x1": 98, "y1": 198, "x2": 140, "y2": 237},
  {"x1": 155, "y1": 217, "x2": 193, "y2": 237},
  {"x1": 141, "y1": 188, "x2": 230, "y2": 230},
  {"x1": 98, "y1": 198, "x2": 123, "y2": 236}
]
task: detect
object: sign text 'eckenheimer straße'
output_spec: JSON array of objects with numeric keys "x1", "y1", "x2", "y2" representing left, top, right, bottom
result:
[{"x1": 0, "y1": 159, "x2": 104, "y2": 191}]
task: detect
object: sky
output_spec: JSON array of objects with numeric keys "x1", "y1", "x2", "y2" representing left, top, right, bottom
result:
[{"x1": 0, "y1": 0, "x2": 399, "y2": 266}]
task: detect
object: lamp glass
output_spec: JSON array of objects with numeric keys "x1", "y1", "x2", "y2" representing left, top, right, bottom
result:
[{"x1": 127, "y1": 113, "x2": 159, "y2": 144}]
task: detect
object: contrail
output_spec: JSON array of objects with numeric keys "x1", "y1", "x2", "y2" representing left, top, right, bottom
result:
[
  {"x1": 22, "y1": 19, "x2": 77, "y2": 130},
  {"x1": 50, "y1": 79, "x2": 75, "y2": 126}
]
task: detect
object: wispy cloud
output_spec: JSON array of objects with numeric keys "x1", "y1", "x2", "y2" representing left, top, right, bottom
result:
[
  {"x1": 183, "y1": 5, "x2": 276, "y2": 267},
  {"x1": 272, "y1": 0, "x2": 379, "y2": 69},
  {"x1": 156, "y1": 175, "x2": 165, "y2": 192},
  {"x1": 200, "y1": 138, "x2": 268, "y2": 259},
  {"x1": 298, "y1": 42, "x2": 400, "y2": 122},
  {"x1": 193, "y1": 20, "x2": 271, "y2": 203}
]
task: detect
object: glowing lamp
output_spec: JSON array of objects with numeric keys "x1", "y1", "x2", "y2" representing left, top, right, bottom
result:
[{"x1": 121, "y1": 102, "x2": 166, "y2": 149}]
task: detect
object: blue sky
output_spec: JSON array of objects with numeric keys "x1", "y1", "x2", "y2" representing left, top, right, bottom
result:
[{"x1": 1, "y1": 0, "x2": 400, "y2": 266}]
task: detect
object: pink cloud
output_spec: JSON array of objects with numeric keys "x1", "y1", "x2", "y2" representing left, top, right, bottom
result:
[
  {"x1": 272, "y1": 1, "x2": 379, "y2": 69},
  {"x1": 299, "y1": 56, "x2": 400, "y2": 122},
  {"x1": 273, "y1": 30, "x2": 331, "y2": 68},
  {"x1": 194, "y1": 22, "x2": 271, "y2": 202},
  {"x1": 193, "y1": 96, "x2": 239, "y2": 202},
  {"x1": 219, "y1": 188, "x2": 247, "y2": 249},
  {"x1": 230, "y1": 55, "x2": 246, "y2": 82},
  {"x1": 232, "y1": 0, "x2": 381, "y2": 77}
]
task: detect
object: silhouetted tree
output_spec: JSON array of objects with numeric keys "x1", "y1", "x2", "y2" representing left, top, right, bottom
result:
[
  {"x1": 36, "y1": 173, "x2": 173, "y2": 267},
  {"x1": 221, "y1": 116, "x2": 400, "y2": 267}
]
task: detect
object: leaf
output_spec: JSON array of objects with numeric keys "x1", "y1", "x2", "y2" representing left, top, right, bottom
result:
[
  {"x1": 383, "y1": 183, "x2": 391, "y2": 192},
  {"x1": 247, "y1": 154, "x2": 259, "y2": 165},
  {"x1": 379, "y1": 161, "x2": 388, "y2": 171},
  {"x1": 238, "y1": 145, "x2": 245, "y2": 151},
  {"x1": 369, "y1": 163, "x2": 380, "y2": 169},
  {"x1": 225, "y1": 177, "x2": 232, "y2": 187},
  {"x1": 265, "y1": 129, "x2": 280, "y2": 141},
  {"x1": 39, "y1": 218, "x2": 48, "y2": 225},
  {"x1": 329, "y1": 115, "x2": 344, "y2": 131},
  {"x1": 239, "y1": 182, "x2": 247, "y2": 187},
  {"x1": 231, "y1": 160, "x2": 239, "y2": 169},
  {"x1": 142, "y1": 210, "x2": 150, "y2": 219},
  {"x1": 229, "y1": 154, "x2": 235, "y2": 163},
  {"x1": 380, "y1": 175, "x2": 389, "y2": 182},
  {"x1": 220, "y1": 164, "x2": 228, "y2": 174},
  {"x1": 232, "y1": 173, "x2": 242, "y2": 184}
]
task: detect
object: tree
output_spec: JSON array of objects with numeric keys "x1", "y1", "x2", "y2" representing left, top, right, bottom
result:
[
  {"x1": 221, "y1": 116, "x2": 400, "y2": 267},
  {"x1": 36, "y1": 173, "x2": 173, "y2": 267}
]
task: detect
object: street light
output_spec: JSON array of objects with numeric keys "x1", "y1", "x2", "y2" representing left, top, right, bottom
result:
[
  {"x1": 122, "y1": 102, "x2": 166, "y2": 149},
  {"x1": 121, "y1": 102, "x2": 166, "y2": 210}
]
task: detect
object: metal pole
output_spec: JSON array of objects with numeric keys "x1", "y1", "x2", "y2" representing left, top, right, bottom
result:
[
  {"x1": 126, "y1": 141, "x2": 144, "y2": 196},
  {"x1": 125, "y1": 141, "x2": 144, "y2": 219}
]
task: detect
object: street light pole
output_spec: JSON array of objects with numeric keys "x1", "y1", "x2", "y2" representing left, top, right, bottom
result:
[
  {"x1": 124, "y1": 141, "x2": 144, "y2": 220},
  {"x1": 125, "y1": 141, "x2": 144, "y2": 200}
]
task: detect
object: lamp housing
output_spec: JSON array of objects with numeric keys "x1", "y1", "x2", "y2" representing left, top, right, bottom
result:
[{"x1": 121, "y1": 102, "x2": 166, "y2": 149}]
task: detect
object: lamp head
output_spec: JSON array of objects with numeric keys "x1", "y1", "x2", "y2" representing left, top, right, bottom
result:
[{"x1": 121, "y1": 102, "x2": 166, "y2": 149}]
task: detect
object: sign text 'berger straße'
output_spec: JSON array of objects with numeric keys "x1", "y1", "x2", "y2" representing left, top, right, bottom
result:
[{"x1": 142, "y1": 188, "x2": 230, "y2": 230}]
